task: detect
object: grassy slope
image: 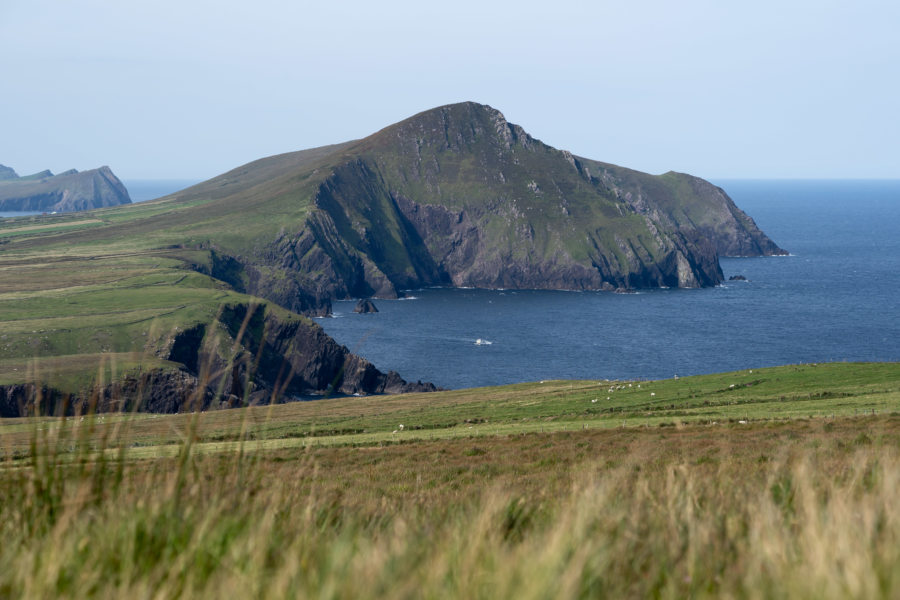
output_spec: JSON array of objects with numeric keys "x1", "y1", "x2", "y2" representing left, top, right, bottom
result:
[
  {"x1": 1, "y1": 362, "x2": 896, "y2": 453},
  {"x1": 0, "y1": 146, "x2": 354, "y2": 389}
]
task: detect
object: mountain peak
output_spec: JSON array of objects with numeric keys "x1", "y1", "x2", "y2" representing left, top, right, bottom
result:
[
  {"x1": 357, "y1": 101, "x2": 536, "y2": 157},
  {"x1": 0, "y1": 164, "x2": 18, "y2": 181}
]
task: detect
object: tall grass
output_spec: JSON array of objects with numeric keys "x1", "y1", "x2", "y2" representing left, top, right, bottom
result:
[{"x1": 1, "y1": 413, "x2": 898, "y2": 598}]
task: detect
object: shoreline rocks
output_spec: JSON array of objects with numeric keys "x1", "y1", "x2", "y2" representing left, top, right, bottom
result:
[{"x1": 354, "y1": 298, "x2": 379, "y2": 313}]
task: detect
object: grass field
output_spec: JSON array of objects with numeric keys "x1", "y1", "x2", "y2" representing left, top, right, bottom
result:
[{"x1": 2, "y1": 362, "x2": 899, "y2": 598}]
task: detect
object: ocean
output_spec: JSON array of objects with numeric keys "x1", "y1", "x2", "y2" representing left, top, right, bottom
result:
[
  {"x1": 319, "y1": 180, "x2": 900, "y2": 389},
  {"x1": 124, "y1": 180, "x2": 200, "y2": 202},
  {"x1": 4, "y1": 178, "x2": 897, "y2": 388}
]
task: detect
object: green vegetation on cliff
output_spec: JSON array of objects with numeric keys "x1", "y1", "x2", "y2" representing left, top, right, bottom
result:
[{"x1": 0, "y1": 102, "x2": 784, "y2": 409}]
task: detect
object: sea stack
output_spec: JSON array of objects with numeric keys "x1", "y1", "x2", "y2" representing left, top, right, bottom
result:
[{"x1": 354, "y1": 298, "x2": 379, "y2": 313}]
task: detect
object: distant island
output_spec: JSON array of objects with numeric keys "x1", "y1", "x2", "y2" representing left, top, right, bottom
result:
[
  {"x1": 0, "y1": 102, "x2": 786, "y2": 414},
  {"x1": 0, "y1": 164, "x2": 131, "y2": 212}
]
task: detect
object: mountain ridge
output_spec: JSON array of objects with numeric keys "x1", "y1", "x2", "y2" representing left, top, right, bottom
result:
[
  {"x1": 187, "y1": 101, "x2": 783, "y2": 314},
  {"x1": 0, "y1": 165, "x2": 132, "y2": 212}
]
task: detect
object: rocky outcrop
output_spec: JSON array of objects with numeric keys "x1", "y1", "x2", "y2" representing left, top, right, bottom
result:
[
  {"x1": 174, "y1": 302, "x2": 433, "y2": 402},
  {"x1": 0, "y1": 383, "x2": 66, "y2": 417},
  {"x1": 354, "y1": 299, "x2": 378, "y2": 313},
  {"x1": 0, "y1": 302, "x2": 435, "y2": 416},
  {"x1": 0, "y1": 165, "x2": 17, "y2": 181},
  {"x1": 591, "y1": 167, "x2": 787, "y2": 258},
  {"x1": 0, "y1": 369, "x2": 210, "y2": 417},
  {"x1": 0, "y1": 165, "x2": 131, "y2": 212}
]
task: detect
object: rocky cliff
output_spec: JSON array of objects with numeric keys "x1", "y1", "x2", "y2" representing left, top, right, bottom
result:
[
  {"x1": 0, "y1": 301, "x2": 434, "y2": 417},
  {"x1": 0, "y1": 102, "x2": 784, "y2": 413},
  {"x1": 196, "y1": 103, "x2": 783, "y2": 315},
  {"x1": 0, "y1": 165, "x2": 131, "y2": 212}
]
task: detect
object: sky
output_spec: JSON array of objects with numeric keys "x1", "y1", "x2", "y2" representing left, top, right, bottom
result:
[{"x1": 1, "y1": 0, "x2": 898, "y2": 181}]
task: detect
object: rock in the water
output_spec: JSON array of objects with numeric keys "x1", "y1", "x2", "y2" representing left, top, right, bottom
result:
[
  {"x1": 729, "y1": 275, "x2": 748, "y2": 281},
  {"x1": 354, "y1": 298, "x2": 379, "y2": 313}
]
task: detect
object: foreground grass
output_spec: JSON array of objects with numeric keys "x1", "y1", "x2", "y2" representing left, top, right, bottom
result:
[
  {"x1": 1, "y1": 414, "x2": 899, "y2": 598},
  {"x1": 1, "y1": 364, "x2": 900, "y2": 598}
]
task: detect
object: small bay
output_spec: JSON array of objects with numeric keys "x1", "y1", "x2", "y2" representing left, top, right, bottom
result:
[{"x1": 320, "y1": 180, "x2": 900, "y2": 388}]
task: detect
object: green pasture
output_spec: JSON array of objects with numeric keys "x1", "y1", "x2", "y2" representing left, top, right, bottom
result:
[{"x1": 2, "y1": 362, "x2": 897, "y2": 458}]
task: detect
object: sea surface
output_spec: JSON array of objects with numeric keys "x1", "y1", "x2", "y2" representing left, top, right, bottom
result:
[
  {"x1": 125, "y1": 180, "x2": 200, "y2": 202},
  {"x1": 319, "y1": 180, "x2": 900, "y2": 389}
]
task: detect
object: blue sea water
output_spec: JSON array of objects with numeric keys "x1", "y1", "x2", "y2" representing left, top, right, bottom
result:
[
  {"x1": 125, "y1": 180, "x2": 200, "y2": 202},
  {"x1": 319, "y1": 180, "x2": 900, "y2": 389}
]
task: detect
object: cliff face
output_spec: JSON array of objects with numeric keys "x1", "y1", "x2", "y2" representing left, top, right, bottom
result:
[
  {"x1": 0, "y1": 102, "x2": 784, "y2": 413},
  {"x1": 216, "y1": 103, "x2": 785, "y2": 314},
  {"x1": 156, "y1": 302, "x2": 434, "y2": 409},
  {"x1": 0, "y1": 165, "x2": 131, "y2": 212},
  {"x1": 587, "y1": 165, "x2": 787, "y2": 258},
  {"x1": 0, "y1": 301, "x2": 434, "y2": 417}
]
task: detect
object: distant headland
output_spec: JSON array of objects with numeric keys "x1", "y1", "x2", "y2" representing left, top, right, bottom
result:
[{"x1": 0, "y1": 164, "x2": 131, "y2": 212}]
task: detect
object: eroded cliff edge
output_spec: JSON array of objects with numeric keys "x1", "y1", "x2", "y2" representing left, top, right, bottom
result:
[{"x1": 0, "y1": 302, "x2": 434, "y2": 417}]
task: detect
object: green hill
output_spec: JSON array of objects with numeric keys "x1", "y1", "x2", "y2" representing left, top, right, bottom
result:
[{"x1": 0, "y1": 102, "x2": 784, "y2": 412}]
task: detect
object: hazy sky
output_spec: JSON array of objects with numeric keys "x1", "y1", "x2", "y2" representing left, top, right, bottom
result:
[{"x1": 2, "y1": 0, "x2": 898, "y2": 180}]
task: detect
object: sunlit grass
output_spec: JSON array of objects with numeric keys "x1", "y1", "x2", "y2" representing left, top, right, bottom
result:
[
  {"x1": 1, "y1": 362, "x2": 899, "y2": 596},
  {"x1": 1, "y1": 406, "x2": 899, "y2": 598}
]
